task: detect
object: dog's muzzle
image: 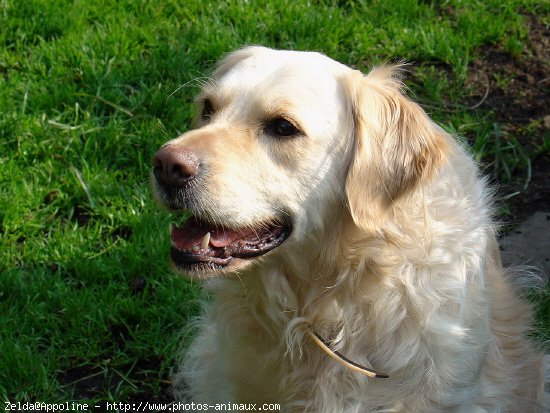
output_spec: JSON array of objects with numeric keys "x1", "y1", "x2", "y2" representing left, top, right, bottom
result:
[{"x1": 152, "y1": 144, "x2": 292, "y2": 273}]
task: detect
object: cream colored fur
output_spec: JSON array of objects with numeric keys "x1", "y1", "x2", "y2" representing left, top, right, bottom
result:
[{"x1": 163, "y1": 47, "x2": 549, "y2": 412}]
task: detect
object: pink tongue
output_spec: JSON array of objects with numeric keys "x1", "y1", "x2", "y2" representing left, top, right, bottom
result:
[{"x1": 170, "y1": 219, "x2": 248, "y2": 250}]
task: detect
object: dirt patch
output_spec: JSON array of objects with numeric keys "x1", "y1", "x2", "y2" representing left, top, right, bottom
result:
[{"x1": 464, "y1": 14, "x2": 550, "y2": 224}]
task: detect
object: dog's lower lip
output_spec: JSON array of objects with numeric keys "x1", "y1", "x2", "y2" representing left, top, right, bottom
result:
[{"x1": 170, "y1": 246, "x2": 232, "y2": 268}]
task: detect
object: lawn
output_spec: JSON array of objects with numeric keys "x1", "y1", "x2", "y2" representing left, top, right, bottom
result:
[{"x1": 1, "y1": 0, "x2": 548, "y2": 406}]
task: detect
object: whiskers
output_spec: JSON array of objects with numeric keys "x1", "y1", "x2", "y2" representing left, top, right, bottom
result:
[{"x1": 166, "y1": 72, "x2": 213, "y2": 102}]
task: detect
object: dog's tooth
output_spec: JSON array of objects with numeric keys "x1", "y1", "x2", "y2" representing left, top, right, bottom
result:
[
  {"x1": 169, "y1": 223, "x2": 177, "y2": 248},
  {"x1": 192, "y1": 245, "x2": 200, "y2": 253},
  {"x1": 200, "y1": 232, "x2": 211, "y2": 250}
]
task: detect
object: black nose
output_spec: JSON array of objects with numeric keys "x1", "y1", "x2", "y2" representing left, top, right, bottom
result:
[{"x1": 152, "y1": 145, "x2": 200, "y2": 188}]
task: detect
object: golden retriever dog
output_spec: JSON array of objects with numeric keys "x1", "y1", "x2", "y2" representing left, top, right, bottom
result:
[{"x1": 152, "y1": 46, "x2": 549, "y2": 412}]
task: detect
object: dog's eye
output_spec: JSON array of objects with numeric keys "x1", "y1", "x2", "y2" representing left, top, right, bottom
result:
[
  {"x1": 201, "y1": 99, "x2": 214, "y2": 120},
  {"x1": 267, "y1": 117, "x2": 300, "y2": 137}
]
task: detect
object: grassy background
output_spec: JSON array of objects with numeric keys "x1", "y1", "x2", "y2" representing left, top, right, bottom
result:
[{"x1": 1, "y1": 0, "x2": 548, "y2": 404}]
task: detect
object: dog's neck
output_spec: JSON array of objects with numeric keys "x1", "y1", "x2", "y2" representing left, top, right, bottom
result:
[{"x1": 235, "y1": 217, "x2": 387, "y2": 338}]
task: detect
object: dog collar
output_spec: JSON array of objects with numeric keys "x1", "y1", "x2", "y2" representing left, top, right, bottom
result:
[{"x1": 307, "y1": 328, "x2": 389, "y2": 379}]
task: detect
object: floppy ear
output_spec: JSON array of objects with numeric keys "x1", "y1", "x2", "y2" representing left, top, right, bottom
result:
[{"x1": 341, "y1": 66, "x2": 448, "y2": 231}]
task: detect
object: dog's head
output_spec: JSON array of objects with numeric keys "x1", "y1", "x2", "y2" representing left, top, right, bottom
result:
[{"x1": 152, "y1": 46, "x2": 447, "y2": 277}]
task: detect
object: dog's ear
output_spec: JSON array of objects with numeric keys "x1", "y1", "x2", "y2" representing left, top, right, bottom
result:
[{"x1": 341, "y1": 66, "x2": 448, "y2": 231}]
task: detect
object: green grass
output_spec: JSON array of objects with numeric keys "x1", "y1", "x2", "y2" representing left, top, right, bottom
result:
[{"x1": 1, "y1": 0, "x2": 549, "y2": 404}]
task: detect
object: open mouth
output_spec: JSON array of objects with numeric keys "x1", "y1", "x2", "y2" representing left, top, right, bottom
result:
[{"x1": 169, "y1": 216, "x2": 292, "y2": 272}]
